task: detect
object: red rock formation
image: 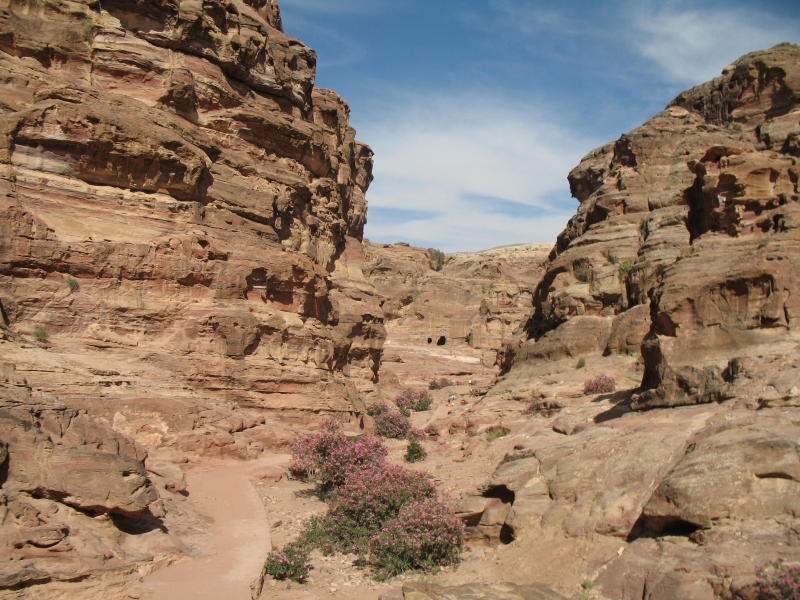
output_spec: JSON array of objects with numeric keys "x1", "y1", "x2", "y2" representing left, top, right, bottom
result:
[
  {"x1": 0, "y1": 0, "x2": 384, "y2": 591},
  {"x1": 0, "y1": 0, "x2": 384, "y2": 423},
  {"x1": 507, "y1": 43, "x2": 799, "y2": 410},
  {"x1": 473, "y1": 43, "x2": 800, "y2": 600}
]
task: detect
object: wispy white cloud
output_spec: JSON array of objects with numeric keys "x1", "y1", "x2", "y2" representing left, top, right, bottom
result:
[
  {"x1": 629, "y1": 2, "x2": 800, "y2": 84},
  {"x1": 360, "y1": 93, "x2": 600, "y2": 252}
]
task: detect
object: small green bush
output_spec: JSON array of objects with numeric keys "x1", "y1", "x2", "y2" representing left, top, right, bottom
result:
[
  {"x1": 640, "y1": 218, "x2": 650, "y2": 240},
  {"x1": 264, "y1": 541, "x2": 310, "y2": 583},
  {"x1": 574, "y1": 263, "x2": 591, "y2": 283},
  {"x1": 428, "y1": 248, "x2": 446, "y2": 271},
  {"x1": 576, "y1": 357, "x2": 586, "y2": 369},
  {"x1": 33, "y1": 326, "x2": 49, "y2": 343},
  {"x1": 81, "y1": 20, "x2": 94, "y2": 41},
  {"x1": 429, "y1": 380, "x2": 441, "y2": 390},
  {"x1": 618, "y1": 259, "x2": 634, "y2": 281},
  {"x1": 485, "y1": 426, "x2": 507, "y2": 442},
  {"x1": 67, "y1": 277, "x2": 79, "y2": 293},
  {"x1": 404, "y1": 441, "x2": 427, "y2": 463}
]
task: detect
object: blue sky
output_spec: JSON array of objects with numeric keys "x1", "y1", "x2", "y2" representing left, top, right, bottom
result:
[{"x1": 279, "y1": 0, "x2": 800, "y2": 252}]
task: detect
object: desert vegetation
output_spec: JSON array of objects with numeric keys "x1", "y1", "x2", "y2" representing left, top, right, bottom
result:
[
  {"x1": 395, "y1": 388, "x2": 433, "y2": 413},
  {"x1": 756, "y1": 559, "x2": 800, "y2": 599},
  {"x1": 266, "y1": 419, "x2": 462, "y2": 582},
  {"x1": 584, "y1": 374, "x2": 616, "y2": 395}
]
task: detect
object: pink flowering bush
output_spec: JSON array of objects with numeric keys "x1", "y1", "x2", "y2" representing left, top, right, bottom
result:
[
  {"x1": 290, "y1": 418, "x2": 387, "y2": 492},
  {"x1": 756, "y1": 559, "x2": 800, "y2": 599},
  {"x1": 366, "y1": 400, "x2": 390, "y2": 417},
  {"x1": 396, "y1": 389, "x2": 433, "y2": 412},
  {"x1": 314, "y1": 463, "x2": 437, "y2": 555},
  {"x1": 374, "y1": 409, "x2": 411, "y2": 439},
  {"x1": 264, "y1": 540, "x2": 310, "y2": 582},
  {"x1": 286, "y1": 419, "x2": 463, "y2": 580},
  {"x1": 407, "y1": 427, "x2": 426, "y2": 442},
  {"x1": 584, "y1": 374, "x2": 616, "y2": 395},
  {"x1": 369, "y1": 497, "x2": 464, "y2": 579}
]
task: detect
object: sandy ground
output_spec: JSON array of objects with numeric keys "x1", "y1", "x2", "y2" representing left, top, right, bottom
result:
[{"x1": 141, "y1": 454, "x2": 290, "y2": 600}]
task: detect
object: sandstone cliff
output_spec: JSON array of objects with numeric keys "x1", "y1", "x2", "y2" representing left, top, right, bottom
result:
[
  {"x1": 510, "y1": 42, "x2": 799, "y2": 407},
  {"x1": 0, "y1": 0, "x2": 384, "y2": 591},
  {"x1": 459, "y1": 43, "x2": 800, "y2": 599}
]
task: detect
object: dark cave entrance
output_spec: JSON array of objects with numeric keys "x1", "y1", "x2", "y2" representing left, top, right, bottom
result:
[
  {"x1": 427, "y1": 337, "x2": 432, "y2": 344},
  {"x1": 437, "y1": 336, "x2": 446, "y2": 346}
]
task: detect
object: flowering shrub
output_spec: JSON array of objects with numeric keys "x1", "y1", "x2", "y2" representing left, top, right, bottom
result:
[
  {"x1": 314, "y1": 463, "x2": 437, "y2": 554},
  {"x1": 369, "y1": 498, "x2": 464, "y2": 579},
  {"x1": 290, "y1": 418, "x2": 387, "y2": 491},
  {"x1": 407, "y1": 427, "x2": 426, "y2": 442},
  {"x1": 366, "y1": 401, "x2": 390, "y2": 417},
  {"x1": 405, "y1": 441, "x2": 427, "y2": 463},
  {"x1": 584, "y1": 374, "x2": 616, "y2": 395},
  {"x1": 264, "y1": 540, "x2": 310, "y2": 582},
  {"x1": 429, "y1": 377, "x2": 454, "y2": 390},
  {"x1": 374, "y1": 410, "x2": 411, "y2": 439},
  {"x1": 396, "y1": 389, "x2": 432, "y2": 412},
  {"x1": 756, "y1": 559, "x2": 800, "y2": 599}
]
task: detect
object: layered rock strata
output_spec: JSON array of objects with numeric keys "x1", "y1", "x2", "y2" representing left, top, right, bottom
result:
[
  {"x1": 508, "y1": 43, "x2": 799, "y2": 407},
  {"x1": 0, "y1": 0, "x2": 384, "y2": 429},
  {"x1": 471, "y1": 43, "x2": 800, "y2": 599},
  {"x1": 363, "y1": 242, "x2": 550, "y2": 366},
  {"x1": 0, "y1": 0, "x2": 383, "y2": 592}
]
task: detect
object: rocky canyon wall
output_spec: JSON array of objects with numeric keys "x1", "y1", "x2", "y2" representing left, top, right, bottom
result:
[
  {"x1": 506, "y1": 43, "x2": 800, "y2": 408},
  {"x1": 0, "y1": 0, "x2": 384, "y2": 591},
  {"x1": 468, "y1": 43, "x2": 800, "y2": 600}
]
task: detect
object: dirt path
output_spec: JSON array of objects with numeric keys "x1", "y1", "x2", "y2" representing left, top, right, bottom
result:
[{"x1": 143, "y1": 454, "x2": 290, "y2": 600}]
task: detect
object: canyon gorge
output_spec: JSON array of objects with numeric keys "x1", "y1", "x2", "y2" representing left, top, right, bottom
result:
[{"x1": 0, "y1": 1, "x2": 799, "y2": 599}]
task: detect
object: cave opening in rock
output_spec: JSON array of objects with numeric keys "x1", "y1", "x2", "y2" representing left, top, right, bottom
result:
[
  {"x1": 437, "y1": 336, "x2": 446, "y2": 346},
  {"x1": 629, "y1": 514, "x2": 700, "y2": 542},
  {"x1": 427, "y1": 337, "x2": 432, "y2": 344}
]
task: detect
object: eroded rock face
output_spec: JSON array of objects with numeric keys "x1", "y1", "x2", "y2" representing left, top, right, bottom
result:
[
  {"x1": 0, "y1": 0, "x2": 384, "y2": 424},
  {"x1": 0, "y1": 367, "x2": 180, "y2": 592},
  {"x1": 363, "y1": 242, "x2": 550, "y2": 367},
  {"x1": 470, "y1": 44, "x2": 800, "y2": 600},
  {"x1": 507, "y1": 43, "x2": 800, "y2": 409},
  {"x1": 0, "y1": 0, "x2": 383, "y2": 592}
]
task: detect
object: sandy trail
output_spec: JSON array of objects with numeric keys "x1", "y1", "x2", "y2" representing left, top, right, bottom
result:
[{"x1": 143, "y1": 454, "x2": 290, "y2": 600}]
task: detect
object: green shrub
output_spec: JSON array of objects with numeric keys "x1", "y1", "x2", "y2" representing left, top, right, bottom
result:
[
  {"x1": 404, "y1": 441, "x2": 427, "y2": 463},
  {"x1": 576, "y1": 357, "x2": 586, "y2": 369},
  {"x1": 485, "y1": 426, "x2": 507, "y2": 442},
  {"x1": 618, "y1": 259, "x2": 634, "y2": 281},
  {"x1": 574, "y1": 263, "x2": 591, "y2": 282},
  {"x1": 428, "y1": 248, "x2": 446, "y2": 271},
  {"x1": 640, "y1": 219, "x2": 650, "y2": 240},
  {"x1": 67, "y1": 277, "x2": 79, "y2": 293},
  {"x1": 264, "y1": 541, "x2": 310, "y2": 583},
  {"x1": 81, "y1": 20, "x2": 94, "y2": 41},
  {"x1": 33, "y1": 326, "x2": 49, "y2": 343},
  {"x1": 429, "y1": 380, "x2": 441, "y2": 390}
]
